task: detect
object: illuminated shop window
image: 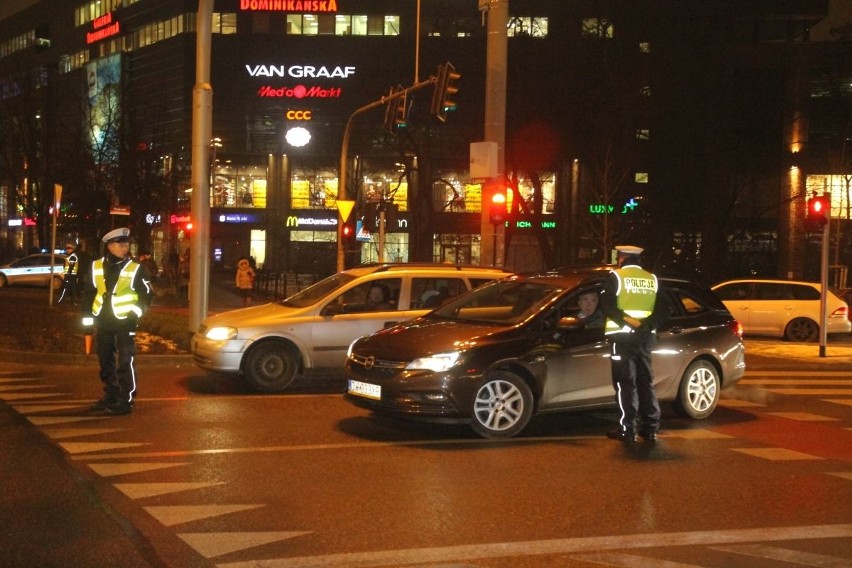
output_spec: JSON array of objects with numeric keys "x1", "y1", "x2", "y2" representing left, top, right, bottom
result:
[
  {"x1": 639, "y1": 41, "x2": 651, "y2": 52},
  {"x1": 635, "y1": 172, "x2": 649, "y2": 184},
  {"x1": 637, "y1": 129, "x2": 650, "y2": 141},
  {"x1": 291, "y1": 170, "x2": 340, "y2": 210},
  {"x1": 581, "y1": 18, "x2": 614, "y2": 39},
  {"x1": 212, "y1": 164, "x2": 267, "y2": 209},
  {"x1": 75, "y1": 0, "x2": 122, "y2": 27},
  {"x1": 507, "y1": 17, "x2": 549, "y2": 38}
]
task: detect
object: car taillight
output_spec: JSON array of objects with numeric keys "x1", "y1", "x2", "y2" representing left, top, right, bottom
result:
[
  {"x1": 830, "y1": 306, "x2": 847, "y2": 318},
  {"x1": 726, "y1": 319, "x2": 744, "y2": 338}
]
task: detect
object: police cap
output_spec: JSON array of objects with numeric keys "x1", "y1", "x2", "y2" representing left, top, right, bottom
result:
[
  {"x1": 102, "y1": 227, "x2": 131, "y2": 244},
  {"x1": 615, "y1": 245, "x2": 643, "y2": 256}
]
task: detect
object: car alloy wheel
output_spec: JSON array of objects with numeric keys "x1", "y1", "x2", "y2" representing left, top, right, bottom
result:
[
  {"x1": 470, "y1": 371, "x2": 533, "y2": 439},
  {"x1": 243, "y1": 340, "x2": 299, "y2": 393},
  {"x1": 784, "y1": 317, "x2": 819, "y2": 342},
  {"x1": 674, "y1": 360, "x2": 720, "y2": 419}
]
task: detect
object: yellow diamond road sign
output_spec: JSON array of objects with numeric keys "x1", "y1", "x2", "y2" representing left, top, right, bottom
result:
[{"x1": 337, "y1": 200, "x2": 355, "y2": 222}]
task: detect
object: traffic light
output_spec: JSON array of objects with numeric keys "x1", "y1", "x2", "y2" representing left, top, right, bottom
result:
[
  {"x1": 342, "y1": 222, "x2": 355, "y2": 243},
  {"x1": 383, "y1": 86, "x2": 407, "y2": 132},
  {"x1": 430, "y1": 62, "x2": 460, "y2": 122},
  {"x1": 489, "y1": 191, "x2": 507, "y2": 225},
  {"x1": 806, "y1": 195, "x2": 829, "y2": 232}
]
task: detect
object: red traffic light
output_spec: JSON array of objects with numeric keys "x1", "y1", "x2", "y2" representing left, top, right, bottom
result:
[
  {"x1": 806, "y1": 195, "x2": 829, "y2": 230},
  {"x1": 342, "y1": 223, "x2": 354, "y2": 240},
  {"x1": 489, "y1": 191, "x2": 508, "y2": 225}
]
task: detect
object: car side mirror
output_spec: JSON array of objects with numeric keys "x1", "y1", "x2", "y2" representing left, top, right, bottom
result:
[{"x1": 556, "y1": 316, "x2": 587, "y2": 332}]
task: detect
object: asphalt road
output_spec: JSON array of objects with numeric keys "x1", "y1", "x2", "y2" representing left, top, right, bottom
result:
[{"x1": 1, "y1": 341, "x2": 850, "y2": 568}]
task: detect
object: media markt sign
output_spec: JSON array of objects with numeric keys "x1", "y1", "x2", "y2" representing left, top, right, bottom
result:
[{"x1": 110, "y1": 206, "x2": 131, "y2": 216}]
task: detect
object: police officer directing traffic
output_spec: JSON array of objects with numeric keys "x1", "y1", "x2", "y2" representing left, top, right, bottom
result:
[
  {"x1": 59, "y1": 242, "x2": 80, "y2": 304},
  {"x1": 81, "y1": 228, "x2": 153, "y2": 415},
  {"x1": 599, "y1": 245, "x2": 670, "y2": 443}
]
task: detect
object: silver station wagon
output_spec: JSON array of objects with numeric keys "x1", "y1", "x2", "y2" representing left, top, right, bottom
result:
[{"x1": 192, "y1": 263, "x2": 510, "y2": 392}]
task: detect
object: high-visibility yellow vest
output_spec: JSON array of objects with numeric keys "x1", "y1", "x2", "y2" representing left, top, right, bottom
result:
[
  {"x1": 605, "y1": 265, "x2": 658, "y2": 334},
  {"x1": 90, "y1": 259, "x2": 143, "y2": 319}
]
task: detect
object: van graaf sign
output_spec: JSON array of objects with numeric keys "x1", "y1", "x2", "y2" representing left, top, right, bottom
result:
[
  {"x1": 247, "y1": 64, "x2": 354, "y2": 99},
  {"x1": 240, "y1": 0, "x2": 338, "y2": 11}
]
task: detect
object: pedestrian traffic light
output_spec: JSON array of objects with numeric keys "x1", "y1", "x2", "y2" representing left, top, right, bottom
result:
[
  {"x1": 806, "y1": 195, "x2": 829, "y2": 231},
  {"x1": 430, "y1": 62, "x2": 460, "y2": 122},
  {"x1": 489, "y1": 191, "x2": 507, "y2": 225},
  {"x1": 383, "y1": 86, "x2": 408, "y2": 133}
]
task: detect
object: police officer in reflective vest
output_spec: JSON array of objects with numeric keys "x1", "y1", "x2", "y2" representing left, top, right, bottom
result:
[
  {"x1": 81, "y1": 228, "x2": 153, "y2": 415},
  {"x1": 600, "y1": 245, "x2": 670, "y2": 443},
  {"x1": 60, "y1": 242, "x2": 80, "y2": 304}
]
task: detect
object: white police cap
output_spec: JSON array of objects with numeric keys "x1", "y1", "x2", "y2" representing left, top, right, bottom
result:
[
  {"x1": 615, "y1": 245, "x2": 643, "y2": 255},
  {"x1": 102, "y1": 227, "x2": 131, "y2": 243}
]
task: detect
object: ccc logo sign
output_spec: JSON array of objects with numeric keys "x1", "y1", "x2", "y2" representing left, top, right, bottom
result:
[{"x1": 286, "y1": 110, "x2": 312, "y2": 120}]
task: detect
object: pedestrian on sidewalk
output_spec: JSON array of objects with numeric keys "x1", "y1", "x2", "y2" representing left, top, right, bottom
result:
[
  {"x1": 235, "y1": 257, "x2": 256, "y2": 306},
  {"x1": 81, "y1": 227, "x2": 153, "y2": 416}
]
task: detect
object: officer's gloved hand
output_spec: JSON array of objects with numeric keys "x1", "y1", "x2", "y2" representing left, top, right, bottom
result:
[{"x1": 82, "y1": 316, "x2": 94, "y2": 329}]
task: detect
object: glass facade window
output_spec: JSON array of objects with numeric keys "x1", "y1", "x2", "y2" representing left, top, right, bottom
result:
[
  {"x1": 807, "y1": 175, "x2": 852, "y2": 220},
  {"x1": 212, "y1": 164, "x2": 267, "y2": 208},
  {"x1": 286, "y1": 13, "x2": 399, "y2": 36},
  {"x1": 75, "y1": 0, "x2": 122, "y2": 27},
  {"x1": 581, "y1": 18, "x2": 614, "y2": 39},
  {"x1": 507, "y1": 17, "x2": 549, "y2": 38},
  {"x1": 0, "y1": 31, "x2": 35, "y2": 59},
  {"x1": 213, "y1": 13, "x2": 237, "y2": 34},
  {"x1": 635, "y1": 172, "x2": 649, "y2": 184}
]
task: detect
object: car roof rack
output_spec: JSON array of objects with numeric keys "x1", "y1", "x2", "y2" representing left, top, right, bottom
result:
[{"x1": 359, "y1": 262, "x2": 511, "y2": 273}]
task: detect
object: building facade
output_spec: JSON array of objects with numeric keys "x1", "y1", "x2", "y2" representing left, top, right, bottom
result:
[{"x1": 1, "y1": 0, "x2": 850, "y2": 284}]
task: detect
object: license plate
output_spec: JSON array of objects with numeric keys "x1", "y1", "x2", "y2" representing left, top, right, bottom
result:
[{"x1": 348, "y1": 380, "x2": 381, "y2": 400}]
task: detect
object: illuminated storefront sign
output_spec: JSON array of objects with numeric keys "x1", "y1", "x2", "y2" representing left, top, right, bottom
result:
[
  {"x1": 86, "y1": 13, "x2": 121, "y2": 44},
  {"x1": 246, "y1": 65, "x2": 355, "y2": 78},
  {"x1": 170, "y1": 213, "x2": 191, "y2": 224},
  {"x1": 286, "y1": 110, "x2": 312, "y2": 120},
  {"x1": 285, "y1": 215, "x2": 337, "y2": 228},
  {"x1": 258, "y1": 85, "x2": 341, "y2": 98},
  {"x1": 217, "y1": 213, "x2": 264, "y2": 223},
  {"x1": 7, "y1": 217, "x2": 37, "y2": 227},
  {"x1": 240, "y1": 0, "x2": 338, "y2": 12}
]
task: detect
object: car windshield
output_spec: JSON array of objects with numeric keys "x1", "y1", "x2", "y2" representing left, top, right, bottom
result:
[
  {"x1": 279, "y1": 272, "x2": 357, "y2": 308},
  {"x1": 431, "y1": 280, "x2": 563, "y2": 325}
]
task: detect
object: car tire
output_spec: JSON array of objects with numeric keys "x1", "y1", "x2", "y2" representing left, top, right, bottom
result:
[
  {"x1": 243, "y1": 340, "x2": 299, "y2": 393},
  {"x1": 784, "y1": 317, "x2": 818, "y2": 342},
  {"x1": 673, "y1": 359, "x2": 720, "y2": 419},
  {"x1": 470, "y1": 371, "x2": 533, "y2": 439},
  {"x1": 0, "y1": 274, "x2": 7, "y2": 288},
  {"x1": 51, "y1": 275, "x2": 63, "y2": 290}
]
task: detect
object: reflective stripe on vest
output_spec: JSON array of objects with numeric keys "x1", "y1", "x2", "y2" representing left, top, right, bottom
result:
[
  {"x1": 605, "y1": 265, "x2": 658, "y2": 334},
  {"x1": 90, "y1": 259, "x2": 142, "y2": 319},
  {"x1": 64, "y1": 252, "x2": 79, "y2": 275}
]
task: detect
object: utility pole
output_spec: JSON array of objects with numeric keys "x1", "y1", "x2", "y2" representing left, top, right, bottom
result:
[
  {"x1": 479, "y1": 0, "x2": 508, "y2": 267},
  {"x1": 189, "y1": 0, "x2": 213, "y2": 335}
]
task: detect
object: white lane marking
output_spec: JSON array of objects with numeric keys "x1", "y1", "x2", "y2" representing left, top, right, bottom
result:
[
  {"x1": 145, "y1": 504, "x2": 265, "y2": 526},
  {"x1": 743, "y1": 371, "x2": 852, "y2": 377},
  {"x1": 827, "y1": 471, "x2": 852, "y2": 482},
  {"x1": 765, "y1": 412, "x2": 839, "y2": 421},
  {"x1": 59, "y1": 441, "x2": 150, "y2": 454},
  {"x1": 740, "y1": 379, "x2": 852, "y2": 385},
  {"x1": 766, "y1": 389, "x2": 852, "y2": 395},
  {"x1": 68, "y1": 435, "x2": 603, "y2": 461},
  {"x1": 180, "y1": 532, "x2": 311, "y2": 559},
  {"x1": 87, "y1": 462, "x2": 190, "y2": 477},
  {"x1": 711, "y1": 543, "x2": 852, "y2": 567},
  {"x1": 570, "y1": 551, "x2": 703, "y2": 567},
  {"x1": 115, "y1": 481, "x2": 225, "y2": 499},
  {"x1": 42, "y1": 427, "x2": 126, "y2": 439},
  {"x1": 213, "y1": 524, "x2": 852, "y2": 568},
  {"x1": 731, "y1": 447, "x2": 824, "y2": 461}
]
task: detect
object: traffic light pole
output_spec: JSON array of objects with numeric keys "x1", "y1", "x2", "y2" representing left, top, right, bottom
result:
[
  {"x1": 818, "y1": 219, "x2": 829, "y2": 357},
  {"x1": 337, "y1": 76, "x2": 436, "y2": 272}
]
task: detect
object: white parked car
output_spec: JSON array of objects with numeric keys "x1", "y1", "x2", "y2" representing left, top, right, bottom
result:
[
  {"x1": 0, "y1": 253, "x2": 67, "y2": 289},
  {"x1": 192, "y1": 263, "x2": 510, "y2": 392},
  {"x1": 711, "y1": 278, "x2": 851, "y2": 341}
]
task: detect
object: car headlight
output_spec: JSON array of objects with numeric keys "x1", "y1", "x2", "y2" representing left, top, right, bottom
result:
[
  {"x1": 205, "y1": 326, "x2": 238, "y2": 341},
  {"x1": 405, "y1": 351, "x2": 461, "y2": 373}
]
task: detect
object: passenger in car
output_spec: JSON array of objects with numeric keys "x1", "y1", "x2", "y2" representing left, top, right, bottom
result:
[{"x1": 366, "y1": 284, "x2": 395, "y2": 311}]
